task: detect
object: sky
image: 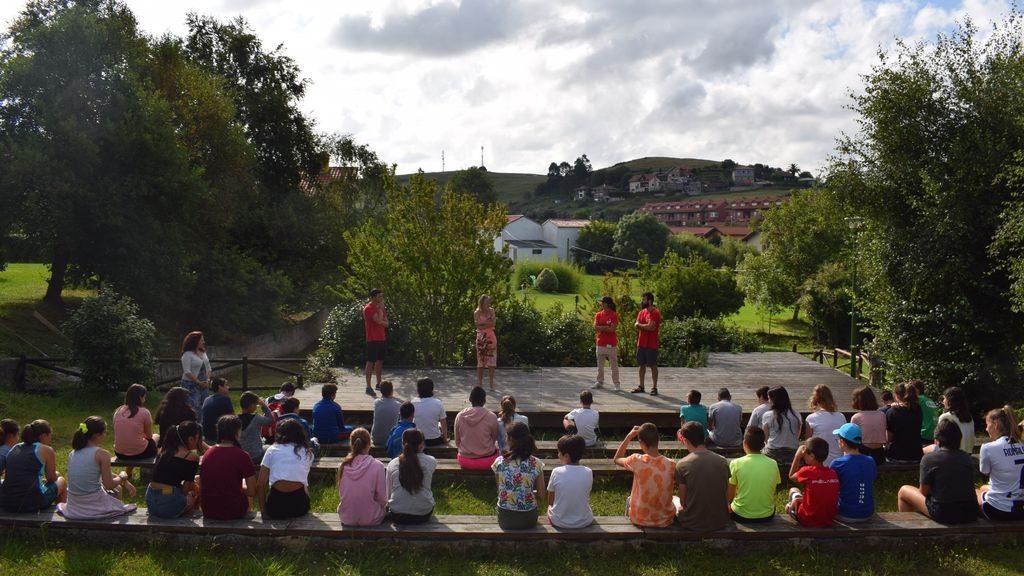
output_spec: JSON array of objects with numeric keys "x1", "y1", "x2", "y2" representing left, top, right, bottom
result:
[{"x1": 0, "y1": 0, "x2": 1014, "y2": 175}]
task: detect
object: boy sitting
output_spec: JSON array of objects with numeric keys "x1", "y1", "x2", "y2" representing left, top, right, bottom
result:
[
  {"x1": 786, "y1": 436, "x2": 840, "y2": 527},
  {"x1": 386, "y1": 402, "x2": 416, "y2": 458},
  {"x1": 675, "y1": 422, "x2": 730, "y2": 532},
  {"x1": 613, "y1": 422, "x2": 676, "y2": 528},
  {"x1": 728, "y1": 426, "x2": 779, "y2": 523},
  {"x1": 547, "y1": 434, "x2": 594, "y2": 529},
  {"x1": 677, "y1": 389, "x2": 708, "y2": 442},
  {"x1": 564, "y1": 391, "x2": 600, "y2": 447},
  {"x1": 278, "y1": 397, "x2": 319, "y2": 450},
  {"x1": 312, "y1": 384, "x2": 353, "y2": 443},
  {"x1": 830, "y1": 423, "x2": 877, "y2": 522},
  {"x1": 371, "y1": 381, "x2": 402, "y2": 447}
]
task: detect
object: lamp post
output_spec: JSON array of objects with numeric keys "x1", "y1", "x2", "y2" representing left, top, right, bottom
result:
[{"x1": 845, "y1": 216, "x2": 864, "y2": 379}]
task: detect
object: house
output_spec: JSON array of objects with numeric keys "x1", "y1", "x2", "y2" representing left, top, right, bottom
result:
[
  {"x1": 495, "y1": 215, "x2": 543, "y2": 255},
  {"x1": 732, "y1": 166, "x2": 755, "y2": 186},
  {"x1": 299, "y1": 166, "x2": 359, "y2": 194},
  {"x1": 724, "y1": 196, "x2": 787, "y2": 223},
  {"x1": 542, "y1": 219, "x2": 590, "y2": 262},
  {"x1": 574, "y1": 186, "x2": 590, "y2": 201},
  {"x1": 590, "y1": 184, "x2": 617, "y2": 202},
  {"x1": 669, "y1": 226, "x2": 721, "y2": 241},
  {"x1": 666, "y1": 165, "x2": 693, "y2": 185},
  {"x1": 505, "y1": 239, "x2": 558, "y2": 263},
  {"x1": 639, "y1": 200, "x2": 728, "y2": 227},
  {"x1": 742, "y1": 230, "x2": 763, "y2": 252},
  {"x1": 628, "y1": 173, "x2": 662, "y2": 194}
]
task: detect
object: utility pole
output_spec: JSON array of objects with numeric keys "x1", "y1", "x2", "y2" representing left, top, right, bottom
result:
[
  {"x1": 480, "y1": 146, "x2": 484, "y2": 168},
  {"x1": 442, "y1": 150, "x2": 445, "y2": 173}
]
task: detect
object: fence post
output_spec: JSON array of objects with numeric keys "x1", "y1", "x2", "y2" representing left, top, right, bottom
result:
[
  {"x1": 297, "y1": 373, "x2": 304, "y2": 390},
  {"x1": 833, "y1": 349, "x2": 838, "y2": 369},
  {"x1": 242, "y1": 356, "x2": 249, "y2": 392}
]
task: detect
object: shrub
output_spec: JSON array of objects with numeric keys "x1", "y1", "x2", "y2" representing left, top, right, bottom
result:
[
  {"x1": 63, "y1": 288, "x2": 157, "y2": 390},
  {"x1": 535, "y1": 268, "x2": 559, "y2": 292},
  {"x1": 542, "y1": 304, "x2": 594, "y2": 366},
  {"x1": 311, "y1": 300, "x2": 417, "y2": 370},
  {"x1": 659, "y1": 317, "x2": 760, "y2": 367},
  {"x1": 647, "y1": 252, "x2": 744, "y2": 320},
  {"x1": 513, "y1": 260, "x2": 583, "y2": 293},
  {"x1": 495, "y1": 296, "x2": 547, "y2": 367}
]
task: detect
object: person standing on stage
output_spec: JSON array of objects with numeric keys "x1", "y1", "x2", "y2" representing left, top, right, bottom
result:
[
  {"x1": 474, "y1": 294, "x2": 498, "y2": 391},
  {"x1": 364, "y1": 289, "x2": 389, "y2": 397},
  {"x1": 180, "y1": 331, "x2": 212, "y2": 421},
  {"x1": 631, "y1": 292, "x2": 661, "y2": 396},
  {"x1": 591, "y1": 296, "x2": 620, "y2": 390}
]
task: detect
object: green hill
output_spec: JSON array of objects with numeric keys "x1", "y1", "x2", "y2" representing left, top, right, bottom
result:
[
  {"x1": 600, "y1": 156, "x2": 720, "y2": 173},
  {"x1": 395, "y1": 171, "x2": 546, "y2": 205}
]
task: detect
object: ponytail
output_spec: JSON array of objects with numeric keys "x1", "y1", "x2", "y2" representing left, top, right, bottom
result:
[
  {"x1": 894, "y1": 382, "x2": 919, "y2": 411},
  {"x1": 338, "y1": 427, "x2": 371, "y2": 483},
  {"x1": 398, "y1": 428, "x2": 425, "y2": 494},
  {"x1": 20, "y1": 419, "x2": 52, "y2": 444},
  {"x1": 987, "y1": 406, "x2": 1019, "y2": 443},
  {"x1": 71, "y1": 416, "x2": 106, "y2": 450},
  {"x1": 498, "y1": 395, "x2": 517, "y2": 425},
  {"x1": 155, "y1": 421, "x2": 200, "y2": 469}
]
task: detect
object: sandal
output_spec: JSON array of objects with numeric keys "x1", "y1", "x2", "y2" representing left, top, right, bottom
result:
[
  {"x1": 630, "y1": 387, "x2": 646, "y2": 393},
  {"x1": 649, "y1": 388, "x2": 659, "y2": 396}
]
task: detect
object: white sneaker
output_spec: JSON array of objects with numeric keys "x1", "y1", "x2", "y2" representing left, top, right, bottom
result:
[{"x1": 591, "y1": 382, "x2": 604, "y2": 389}]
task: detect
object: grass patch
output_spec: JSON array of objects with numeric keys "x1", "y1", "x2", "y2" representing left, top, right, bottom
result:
[{"x1": 0, "y1": 263, "x2": 94, "y2": 356}]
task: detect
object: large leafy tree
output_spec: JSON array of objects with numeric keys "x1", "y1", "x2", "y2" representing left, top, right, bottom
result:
[
  {"x1": 613, "y1": 212, "x2": 669, "y2": 263},
  {"x1": 828, "y1": 15, "x2": 1024, "y2": 402},
  {"x1": 644, "y1": 252, "x2": 744, "y2": 320},
  {"x1": 343, "y1": 174, "x2": 512, "y2": 365},
  {"x1": 449, "y1": 166, "x2": 496, "y2": 204},
  {"x1": 573, "y1": 220, "x2": 617, "y2": 273}
]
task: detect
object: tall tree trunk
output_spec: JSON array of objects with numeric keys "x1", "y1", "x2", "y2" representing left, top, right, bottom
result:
[
  {"x1": 791, "y1": 303, "x2": 800, "y2": 322},
  {"x1": 43, "y1": 246, "x2": 68, "y2": 307}
]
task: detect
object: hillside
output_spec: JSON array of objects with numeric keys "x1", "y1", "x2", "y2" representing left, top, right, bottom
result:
[
  {"x1": 600, "y1": 156, "x2": 720, "y2": 173},
  {"x1": 394, "y1": 171, "x2": 545, "y2": 205}
]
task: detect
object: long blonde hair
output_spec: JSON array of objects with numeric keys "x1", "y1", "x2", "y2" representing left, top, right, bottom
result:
[
  {"x1": 808, "y1": 384, "x2": 837, "y2": 412},
  {"x1": 986, "y1": 406, "x2": 1020, "y2": 443},
  {"x1": 337, "y1": 427, "x2": 371, "y2": 483},
  {"x1": 475, "y1": 294, "x2": 491, "y2": 313}
]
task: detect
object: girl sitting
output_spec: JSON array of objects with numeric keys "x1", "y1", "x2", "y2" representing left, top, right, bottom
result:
[
  {"x1": 336, "y1": 427, "x2": 387, "y2": 526},
  {"x1": 760, "y1": 386, "x2": 801, "y2": 466},
  {"x1": 113, "y1": 384, "x2": 158, "y2": 461},
  {"x1": 0, "y1": 420, "x2": 66, "y2": 512},
  {"x1": 493, "y1": 421, "x2": 545, "y2": 529},
  {"x1": 978, "y1": 406, "x2": 1024, "y2": 520},
  {"x1": 146, "y1": 421, "x2": 201, "y2": 518},
  {"x1": 455, "y1": 386, "x2": 500, "y2": 469},
  {"x1": 155, "y1": 387, "x2": 198, "y2": 447},
  {"x1": 199, "y1": 415, "x2": 257, "y2": 520},
  {"x1": 897, "y1": 419, "x2": 978, "y2": 524},
  {"x1": 926, "y1": 387, "x2": 974, "y2": 454},
  {"x1": 804, "y1": 384, "x2": 846, "y2": 466},
  {"x1": 885, "y1": 382, "x2": 923, "y2": 463},
  {"x1": 850, "y1": 386, "x2": 887, "y2": 465},
  {"x1": 386, "y1": 428, "x2": 437, "y2": 524},
  {"x1": 257, "y1": 419, "x2": 314, "y2": 519},
  {"x1": 58, "y1": 417, "x2": 137, "y2": 520},
  {"x1": 497, "y1": 395, "x2": 529, "y2": 451}
]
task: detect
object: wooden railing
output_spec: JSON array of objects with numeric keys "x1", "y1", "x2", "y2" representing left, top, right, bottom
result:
[{"x1": 791, "y1": 344, "x2": 882, "y2": 383}]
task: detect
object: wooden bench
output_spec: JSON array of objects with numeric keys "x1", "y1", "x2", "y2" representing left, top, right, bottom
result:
[
  {"x1": 316, "y1": 439, "x2": 746, "y2": 458},
  {"x1": 1, "y1": 509, "x2": 1021, "y2": 547}
]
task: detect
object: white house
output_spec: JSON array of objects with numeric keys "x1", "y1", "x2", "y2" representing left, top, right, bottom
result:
[
  {"x1": 505, "y1": 239, "x2": 558, "y2": 263},
  {"x1": 495, "y1": 215, "x2": 543, "y2": 254},
  {"x1": 628, "y1": 173, "x2": 662, "y2": 194},
  {"x1": 573, "y1": 186, "x2": 590, "y2": 201},
  {"x1": 542, "y1": 219, "x2": 590, "y2": 262}
]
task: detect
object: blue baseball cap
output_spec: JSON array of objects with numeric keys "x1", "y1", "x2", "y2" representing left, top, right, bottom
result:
[{"x1": 833, "y1": 423, "x2": 863, "y2": 444}]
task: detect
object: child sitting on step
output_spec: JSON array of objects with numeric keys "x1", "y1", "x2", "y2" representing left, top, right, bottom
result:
[
  {"x1": 614, "y1": 422, "x2": 676, "y2": 528},
  {"x1": 786, "y1": 436, "x2": 839, "y2": 527}
]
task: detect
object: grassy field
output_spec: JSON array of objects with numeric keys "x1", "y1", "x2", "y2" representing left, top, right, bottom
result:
[{"x1": 0, "y1": 263, "x2": 94, "y2": 357}]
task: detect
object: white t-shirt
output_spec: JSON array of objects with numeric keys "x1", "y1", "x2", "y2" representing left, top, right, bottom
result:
[
  {"x1": 805, "y1": 410, "x2": 847, "y2": 466},
  {"x1": 980, "y1": 436, "x2": 1024, "y2": 512},
  {"x1": 497, "y1": 413, "x2": 530, "y2": 451},
  {"x1": 761, "y1": 408, "x2": 800, "y2": 450},
  {"x1": 413, "y1": 397, "x2": 446, "y2": 440},
  {"x1": 260, "y1": 443, "x2": 314, "y2": 486},
  {"x1": 938, "y1": 412, "x2": 975, "y2": 453},
  {"x1": 547, "y1": 464, "x2": 594, "y2": 529},
  {"x1": 566, "y1": 408, "x2": 600, "y2": 446}
]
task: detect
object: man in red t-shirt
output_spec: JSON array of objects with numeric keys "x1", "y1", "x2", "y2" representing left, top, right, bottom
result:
[
  {"x1": 632, "y1": 292, "x2": 661, "y2": 395},
  {"x1": 363, "y1": 288, "x2": 389, "y2": 397},
  {"x1": 592, "y1": 296, "x2": 620, "y2": 390}
]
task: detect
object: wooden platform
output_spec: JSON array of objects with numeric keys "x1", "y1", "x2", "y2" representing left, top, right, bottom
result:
[{"x1": 296, "y1": 352, "x2": 861, "y2": 428}]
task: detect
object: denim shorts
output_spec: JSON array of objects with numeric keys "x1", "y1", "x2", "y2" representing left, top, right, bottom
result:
[{"x1": 146, "y1": 485, "x2": 187, "y2": 518}]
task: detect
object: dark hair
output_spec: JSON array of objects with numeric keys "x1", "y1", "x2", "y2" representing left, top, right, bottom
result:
[
  {"x1": 755, "y1": 386, "x2": 770, "y2": 401},
  {"x1": 124, "y1": 384, "x2": 147, "y2": 418},
  {"x1": 894, "y1": 382, "x2": 920, "y2": 411},
  {"x1": 322, "y1": 383, "x2": 338, "y2": 399},
  {"x1": 155, "y1": 421, "x2": 201, "y2": 470},
  {"x1": 216, "y1": 414, "x2": 242, "y2": 446},
  {"x1": 282, "y1": 397, "x2": 300, "y2": 414},
  {"x1": 934, "y1": 419, "x2": 962, "y2": 450},
  {"x1": 600, "y1": 296, "x2": 617, "y2": 312},
  {"x1": 680, "y1": 422, "x2": 705, "y2": 447},
  {"x1": 398, "y1": 428, "x2": 425, "y2": 493},
  {"x1": 239, "y1": 391, "x2": 260, "y2": 410},
  {"x1": 557, "y1": 434, "x2": 586, "y2": 463},
  {"x1": 180, "y1": 331, "x2": 203, "y2": 354},
  {"x1": 380, "y1": 381, "x2": 394, "y2": 397},
  {"x1": 852, "y1": 386, "x2": 879, "y2": 411},
  {"x1": 469, "y1": 386, "x2": 487, "y2": 407},
  {"x1": 71, "y1": 416, "x2": 105, "y2": 450},
  {"x1": 805, "y1": 436, "x2": 829, "y2": 463},
  {"x1": 20, "y1": 420, "x2": 52, "y2": 444},
  {"x1": 339, "y1": 427, "x2": 372, "y2": 482},
  {"x1": 400, "y1": 401, "x2": 415, "y2": 419},
  {"x1": 942, "y1": 387, "x2": 972, "y2": 423},
  {"x1": 417, "y1": 378, "x2": 434, "y2": 398},
  {"x1": 687, "y1": 389, "x2": 702, "y2": 405},
  {"x1": 743, "y1": 426, "x2": 766, "y2": 452},
  {"x1": 279, "y1": 383, "x2": 296, "y2": 394},
  {"x1": 986, "y1": 406, "x2": 1019, "y2": 443},
  {"x1": 767, "y1": 386, "x2": 795, "y2": 431},
  {"x1": 504, "y1": 421, "x2": 536, "y2": 461},
  {"x1": 498, "y1": 395, "x2": 517, "y2": 424},
  {"x1": 718, "y1": 388, "x2": 731, "y2": 401},
  {"x1": 642, "y1": 291, "x2": 654, "y2": 304},
  {"x1": 909, "y1": 379, "x2": 926, "y2": 396},
  {"x1": 637, "y1": 422, "x2": 660, "y2": 447},
  {"x1": 881, "y1": 390, "x2": 894, "y2": 403},
  {"x1": 579, "y1": 390, "x2": 593, "y2": 406},
  {"x1": 0, "y1": 419, "x2": 19, "y2": 439},
  {"x1": 369, "y1": 288, "x2": 382, "y2": 298},
  {"x1": 837, "y1": 434, "x2": 862, "y2": 453},
  {"x1": 155, "y1": 387, "x2": 197, "y2": 443},
  {"x1": 275, "y1": 418, "x2": 313, "y2": 459},
  {"x1": 210, "y1": 377, "x2": 228, "y2": 393}
]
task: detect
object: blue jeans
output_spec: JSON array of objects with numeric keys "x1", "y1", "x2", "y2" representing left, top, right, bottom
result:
[
  {"x1": 182, "y1": 379, "x2": 207, "y2": 424},
  {"x1": 146, "y1": 485, "x2": 187, "y2": 518}
]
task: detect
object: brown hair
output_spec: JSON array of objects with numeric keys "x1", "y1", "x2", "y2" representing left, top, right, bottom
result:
[
  {"x1": 986, "y1": 406, "x2": 1019, "y2": 443},
  {"x1": 637, "y1": 422, "x2": 660, "y2": 448},
  {"x1": 71, "y1": 416, "x2": 105, "y2": 450},
  {"x1": 123, "y1": 384, "x2": 147, "y2": 418},
  {"x1": 398, "y1": 428, "x2": 425, "y2": 493},
  {"x1": 321, "y1": 384, "x2": 338, "y2": 399},
  {"x1": 579, "y1": 390, "x2": 593, "y2": 406},
  {"x1": 679, "y1": 421, "x2": 705, "y2": 447},
  {"x1": 503, "y1": 421, "x2": 536, "y2": 461},
  {"x1": 805, "y1": 436, "x2": 829, "y2": 463},
  {"x1": 851, "y1": 386, "x2": 879, "y2": 411},
  {"x1": 808, "y1": 384, "x2": 837, "y2": 412},
  {"x1": 498, "y1": 395, "x2": 518, "y2": 424},
  {"x1": 743, "y1": 426, "x2": 766, "y2": 452},
  {"x1": 557, "y1": 434, "x2": 586, "y2": 463},
  {"x1": 339, "y1": 427, "x2": 372, "y2": 481},
  {"x1": 180, "y1": 331, "x2": 203, "y2": 354}
]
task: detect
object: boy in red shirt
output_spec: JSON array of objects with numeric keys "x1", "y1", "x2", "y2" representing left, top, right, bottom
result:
[{"x1": 786, "y1": 436, "x2": 840, "y2": 527}]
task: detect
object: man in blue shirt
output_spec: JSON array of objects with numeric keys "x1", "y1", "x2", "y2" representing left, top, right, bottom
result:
[
  {"x1": 385, "y1": 402, "x2": 417, "y2": 458},
  {"x1": 312, "y1": 384, "x2": 353, "y2": 444},
  {"x1": 201, "y1": 378, "x2": 235, "y2": 443}
]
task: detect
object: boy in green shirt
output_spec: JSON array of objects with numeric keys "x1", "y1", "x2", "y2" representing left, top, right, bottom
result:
[
  {"x1": 728, "y1": 426, "x2": 780, "y2": 522},
  {"x1": 911, "y1": 380, "x2": 940, "y2": 444}
]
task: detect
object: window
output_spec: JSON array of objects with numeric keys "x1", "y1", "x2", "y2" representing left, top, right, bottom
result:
[
  {"x1": 708, "y1": 211, "x2": 717, "y2": 218},
  {"x1": 532, "y1": 249, "x2": 543, "y2": 255}
]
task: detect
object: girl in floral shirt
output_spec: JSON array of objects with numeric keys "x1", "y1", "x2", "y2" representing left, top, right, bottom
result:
[{"x1": 492, "y1": 421, "x2": 545, "y2": 529}]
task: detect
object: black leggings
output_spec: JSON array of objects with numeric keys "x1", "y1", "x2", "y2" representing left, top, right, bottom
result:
[{"x1": 265, "y1": 486, "x2": 310, "y2": 519}]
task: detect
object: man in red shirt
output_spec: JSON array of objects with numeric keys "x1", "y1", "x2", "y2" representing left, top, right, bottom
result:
[
  {"x1": 363, "y1": 289, "x2": 389, "y2": 397},
  {"x1": 632, "y1": 291, "x2": 661, "y2": 395},
  {"x1": 591, "y1": 296, "x2": 620, "y2": 390}
]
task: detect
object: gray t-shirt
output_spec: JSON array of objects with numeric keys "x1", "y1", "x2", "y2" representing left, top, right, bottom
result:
[
  {"x1": 761, "y1": 408, "x2": 801, "y2": 450},
  {"x1": 386, "y1": 453, "x2": 436, "y2": 516},
  {"x1": 372, "y1": 397, "x2": 403, "y2": 446},
  {"x1": 239, "y1": 407, "x2": 274, "y2": 463},
  {"x1": 675, "y1": 450, "x2": 731, "y2": 531},
  {"x1": 748, "y1": 403, "x2": 770, "y2": 431},
  {"x1": 708, "y1": 400, "x2": 743, "y2": 447},
  {"x1": 67, "y1": 446, "x2": 102, "y2": 496}
]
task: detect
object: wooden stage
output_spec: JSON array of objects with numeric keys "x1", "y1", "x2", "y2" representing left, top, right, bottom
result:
[{"x1": 294, "y1": 352, "x2": 862, "y2": 429}]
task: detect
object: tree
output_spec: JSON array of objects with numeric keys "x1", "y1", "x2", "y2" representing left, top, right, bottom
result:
[
  {"x1": 787, "y1": 164, "x2": 800, "y2": 178},
  {"x1": 342, "y1": 173, "x2": 512, "y2": 365},
  {"x1": 721, "y1": 159, "x2": 737, "y2": 173},
  {"x1": 613, "y1": 212, "x2": 669, "y2": 264},
  {"x1": 573, "y1": 154, "x2": 592, "y2": 184},
  {"x1": 573, "y1": 220, "x2": 617, "y2": 273},
  {"x1": 645, "y1": 252, "x2": 744, "y2": 320},
  {"x1": 63, "y1": 288, "x2": 157, "y2": 390},
  {"x1": 828, "y1": 15, "x2": 1024, "y2": 403},
  {"x1": 449, "y1": 166, "x2": 497, "y2": 204}
]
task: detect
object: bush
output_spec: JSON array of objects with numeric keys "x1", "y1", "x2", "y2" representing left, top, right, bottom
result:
[
  {"x1": 535, "y1": 268, "x2": 559, "y2": 292},
  {"x1": 542, "y1": 304, "x2": 594, "y2": 366},
  {"x1": 659, "y1": 317, "x2": 760, "y2": 367},
  {"x1": 63, "y1": 288, "x2": 157, "y2": 390},
  {"x1": 311, "y1": 300, "x2": 417, "y2": 370},
  {"x1": 648, "y1": 252, "x2": 744, "y2": 320},
  {"x1": 495, "y1": 296, "x2": 547, "y2": 367},
  {"x1": 513, "y1": 261, "x2": 583, "y2": 293}
]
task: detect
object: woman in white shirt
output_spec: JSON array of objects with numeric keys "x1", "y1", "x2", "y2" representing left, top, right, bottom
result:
[
  {"x1": 925, "y1": 386, "x2": 974, "y2": 454},
  {"x1": 803, "y1": 384, "x2": 847, "y2": 466},
  {"x1": 257, "y1": 419, "x2": 314, "y2": 519},
  {"x1": 978, "y1": 406, "x2": 1024, "y2": 521},
  {"x1": 179, "y1": 331, "x2": 212, "y2": 421}
]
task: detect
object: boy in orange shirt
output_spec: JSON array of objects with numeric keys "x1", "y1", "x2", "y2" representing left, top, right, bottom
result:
[{"x1": 613, "y1": 422, "x2": 676, "y2": 527}]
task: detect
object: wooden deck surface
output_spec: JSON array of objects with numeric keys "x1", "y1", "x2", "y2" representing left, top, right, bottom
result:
[{"x1": 294, "y1": 352, "x2": 862, "y2": 428}]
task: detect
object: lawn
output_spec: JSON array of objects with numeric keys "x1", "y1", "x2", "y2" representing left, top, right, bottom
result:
[{"x1": 0, "y1": 263, "x2": 94, "y2": 357}]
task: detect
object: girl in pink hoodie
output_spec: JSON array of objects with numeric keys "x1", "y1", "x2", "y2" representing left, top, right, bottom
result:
[
  {"x1": 455, "y1": 386, "x2": 500, "y2": 470},
  {"x1": 336, "y1": 428, "x2": 387, "y2": 525}
]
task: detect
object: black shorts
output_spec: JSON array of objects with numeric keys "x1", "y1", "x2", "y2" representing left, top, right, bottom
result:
[
  {"x1": 730, "y1": 510, "x2": 774, "y2": 524},
  {"x1": 366, "y1": 340, "x2": 386, "y2": 362},
  {"x1": 424, "y1": 436, "x2": 448, "y2": 447},
  {"x1": 981, "y1": 500, "x2": 1024, "y2": 521},
  {"x1": 926, "y1": 498, "x2": 978, "y2": 524},
  {"x1": 265, "y1": 486, "x2": 310, "y2": 519},
  {"x1": 115, "y1": 438, "x2": 158, "y2": 460},
  {"x1": 636, "y1": 346, "x2": 658, "y2": 366}
]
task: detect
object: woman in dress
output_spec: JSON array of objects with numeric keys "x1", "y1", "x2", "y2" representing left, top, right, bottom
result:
[
  {"x1": 58, "y1": 416, "x2": 137, "y2": 520},
  {"x1": 474, "y1": 294, "x2": 498, "y2": 391},
  {"x1": 180, "y1": 331, "x2": 212, "y2": 422}
]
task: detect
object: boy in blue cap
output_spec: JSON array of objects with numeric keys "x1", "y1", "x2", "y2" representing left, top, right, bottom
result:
[{"x1": 829, "y1": 422, "x2": 877, "y2": 522}]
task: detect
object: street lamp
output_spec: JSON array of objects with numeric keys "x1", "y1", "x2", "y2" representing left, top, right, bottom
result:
[{"x1": 845, "y1": 216, "x2": 864, "y2": 378}]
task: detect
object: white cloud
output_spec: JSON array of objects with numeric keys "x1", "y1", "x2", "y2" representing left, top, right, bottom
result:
[{"x1": 0, "y1": 0, "x2": 1014, "y2": 176}]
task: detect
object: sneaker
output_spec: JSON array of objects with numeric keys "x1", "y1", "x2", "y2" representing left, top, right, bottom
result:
[
  {"x1": 591, "y1": 382, "x2": 604, "y2": 389},
  {"x1": 365, "y1": 387, "x2": 377, "y2": 397},
  {"x1": 375, "y1": 383, "x2": 381, "y2": 390}
]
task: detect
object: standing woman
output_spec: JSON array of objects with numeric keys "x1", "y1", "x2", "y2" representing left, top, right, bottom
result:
[
  {"x1": 257, "y1": 419, "x2": 314, "y2": 519},
  {"x1": 885, "y1": 382, "x2": 924, "y2": 463},
  {"x1": 591, "y1": 296, "x2": 620, "y2": 390},
  {"x1": 0, "y1": 420, "x2": 67, "y2": 512},
  {"x1": 155, "y1": 387, "x2": 198, "y2": 447},
  {"x1": 760, "y1": 386, "x2": 801, "y2": 466},
  {"x1": 180, "y1": 331, "x2": 212, "y2": 422},
  {"x1": 114, "y1": 384, "x2": 159, "y2": 464},
  {"x1": 58, "y1": 417, "x2": 137, "y2": 520},
  {"x1": 474, "y1": 294, "x2": 498, "y2": 391},
  {"x1": 337, "y1": 427, "x2": 387, "y2": 526},
  {"x1": 145, "y1": 421, "x2": 201, "y2": 518}
]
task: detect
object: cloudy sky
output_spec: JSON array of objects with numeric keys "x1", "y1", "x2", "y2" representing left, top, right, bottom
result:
[{"x1": 0, "y1": 0, "x2": 1013, "y2": 175}]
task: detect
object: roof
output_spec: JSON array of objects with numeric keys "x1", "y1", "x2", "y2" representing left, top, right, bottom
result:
[
  {"x1": 714, "y1": 226, "x2": 754, "y2": 238},
  {"x1": 507, "y1": 214, "x2": 524, "y2": 223},
  {"x1": 669, "y1": 226, "x2": 719, "y2": 237},
  {"x1": 299, "y1": 166, "x2": 358, "y2": 192},
  {"x1": 506, "y1": 239, "x2": 557, "y2": 249},
  {"x1": 543, "y1": 219, "x2": 590, "y2": 228}
]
